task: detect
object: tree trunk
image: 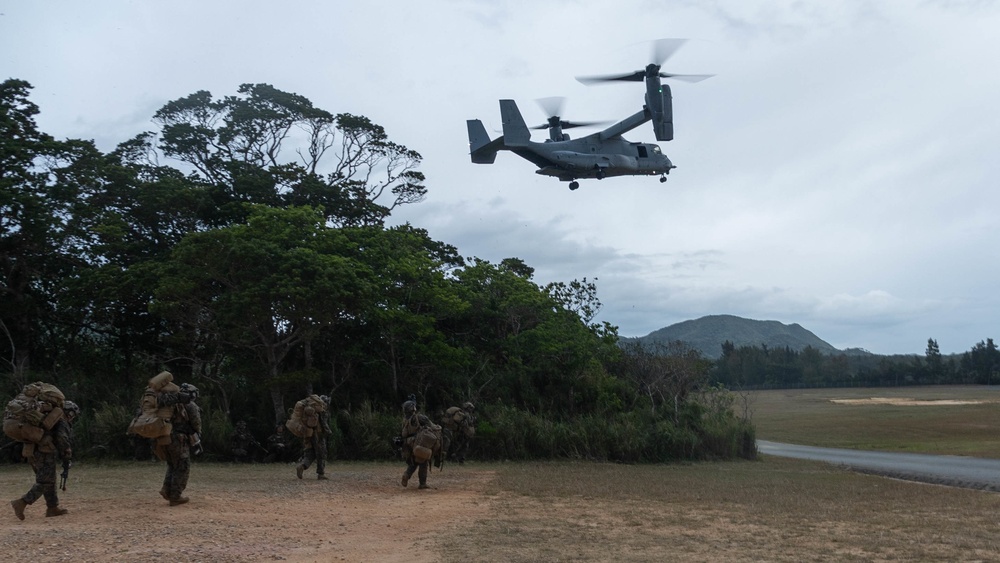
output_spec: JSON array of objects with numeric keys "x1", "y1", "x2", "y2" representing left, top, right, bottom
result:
[{"x1": 270, "y1": 385, "x2": 286, "y2": 425}]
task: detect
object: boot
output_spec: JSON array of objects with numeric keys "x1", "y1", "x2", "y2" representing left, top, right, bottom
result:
[
  {"x1": 418, "y1": 483, "x2": 430, "y2": 490},
  {"x1": 159, "y1": 488, "x2": 169, "y2": 501},
  {"x1": 169, "y1": 497, "x2": 189, "y2": 506},
  {"x1": 45, "y1": 506, "x2": 69, "y2": 517},
  {"x1": 317, "y1": 474, "x2": 329, "y2": 480},
  {"x1": 11, "y1": 498, "x2": 27, "y2": 521},
  {"x1": 401, "y1": 472, "x2": 409, "y2": 487},
  {"x1": 296, "y1": 464, "x2": 304, "y2": 479}
]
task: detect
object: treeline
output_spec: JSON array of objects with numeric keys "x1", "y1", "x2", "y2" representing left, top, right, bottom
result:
[
  {"x1": 710, "y1": 338, "x2": 1000, "y2": 389},
  {"x1": 0, "y1": 79, "x2": 754, "y2": 463}
]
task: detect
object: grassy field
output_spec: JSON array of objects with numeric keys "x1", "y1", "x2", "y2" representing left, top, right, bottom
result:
[
  {"x1": 435, "y1": 385, "x2": 1000, "y2": 561},
  {"x1": 439, "y1": 459, "x2": 1000, "y2": 562},
  {"x1": 748, "y1": 385, "x2": 1000, "y2": 457}
]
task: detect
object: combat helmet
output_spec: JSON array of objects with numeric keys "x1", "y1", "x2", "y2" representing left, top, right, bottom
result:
[
  {"x1": 462, "y1": 402, "x2": 476, "y2": 412},
  {"x1": 402, "y1": 401, "x2": 417, "y2": 416},
  {"x1": 63, "y1": 400, "x2": 80, "y2": 422},
  {"x1": 179, "y1": 382, "x2": 200, "y2": 400}
]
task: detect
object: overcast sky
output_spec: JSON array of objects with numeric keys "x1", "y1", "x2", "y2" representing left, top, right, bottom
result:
[{"x1": 3, "y1": 0, "x2": 998, "y2": 355}]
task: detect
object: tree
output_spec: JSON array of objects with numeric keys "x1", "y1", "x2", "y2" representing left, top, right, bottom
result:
[
  {"x1": 0, "y1": 79, "x2": 107, "y2": 380},
  {"x1": 925, "y1": 338, "x2": 943, "y2": 383},
  {"x1": 151, "y1": 83, "x2": 425, "y2": 227},
  {"x1": 616, "y1": 340, "x2": 711, "y2": 420},
  {"x1": 152, "y1": 205, "x2": 366, "y2": 423},
  {"x1": 961, "y1": 339, "x2": 1000, "y2": 385},
  {"x1": 342, "y1": 224, "x2": 467, "y2": 399}
]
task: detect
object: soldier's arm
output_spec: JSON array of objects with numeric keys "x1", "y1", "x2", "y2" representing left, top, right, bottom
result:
[
  {"x1": 53, "y1": 419, "x2": 73, "y2": 460},
  {"x1": 185, "y1": 403, "x2": 203, "y2": 433}
]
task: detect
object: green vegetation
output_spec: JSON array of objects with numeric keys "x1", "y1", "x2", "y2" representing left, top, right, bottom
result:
[
  {"x1": 0, "y1": 79, "x2": 751, "y2": 463},
  {"x1": 711, "y1": 337, "x2": 1000, "y2": 389},
  {"x1": 750, "y1": 385, "x2": 1000, "y2": 457}
]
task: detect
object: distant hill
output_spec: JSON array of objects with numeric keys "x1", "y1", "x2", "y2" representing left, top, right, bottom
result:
[{"x1": 630, "y1": 314, "x2": 843, "y2": 359}]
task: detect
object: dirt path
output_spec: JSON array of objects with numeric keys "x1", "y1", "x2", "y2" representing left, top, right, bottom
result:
[{"x1": 1, "y1": 462, "x2": 494, "y2": 562}]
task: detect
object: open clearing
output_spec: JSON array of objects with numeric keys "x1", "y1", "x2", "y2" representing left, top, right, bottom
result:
[{"x1": 6, "y1": 385, "x2": 1000, "y2": 561}]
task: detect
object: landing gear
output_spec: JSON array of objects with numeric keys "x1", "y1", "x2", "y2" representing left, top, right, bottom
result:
[
  {"x1": 596, "y1": 170, "x2": 606, "y2": 180},
  {"x1": 659, "y1": 175, "x2": 667, "y2": 183},
  {"x1": 569, "y1": 181, "x2": 580, "y2": 190}
]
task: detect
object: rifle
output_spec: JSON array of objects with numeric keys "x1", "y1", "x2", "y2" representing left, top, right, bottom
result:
[{"x1": 60, "y1": 460, "x2": 72, "y2": 491}]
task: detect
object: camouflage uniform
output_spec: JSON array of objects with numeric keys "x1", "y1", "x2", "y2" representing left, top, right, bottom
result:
[
  {"x1": 229, "y1": 420, "x2": 259, "y2": 462},
  {"x1": 441, "y1": 402, "x2": 476, "y2": 464},
  {"x1": 154, "y1": 387, "x2": 202, "y2": 506},
  {"x1": 400, "y1": 400, "x2": 433, "y2": 489},
  {"x1": 10, "y1": 402, "x2": 76, "y2": 520},
  {"x1": 296, "y1": 396, "x2": 331, "y2": 480},
  {"x1": 265, "y1": 425, "x2": 292, "y2": 463}
]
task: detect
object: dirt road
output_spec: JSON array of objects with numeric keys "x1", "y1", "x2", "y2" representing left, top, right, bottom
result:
[{"x1": 1, "y1": 462, "x2": 493, "y2": 562}]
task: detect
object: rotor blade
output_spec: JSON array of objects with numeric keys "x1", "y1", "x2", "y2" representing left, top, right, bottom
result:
[
  {"x1": 561, "y1": 120, "x2": 612, "y2": 129},
  {"x1": 530, "y1": 119, "x2": 612, "y2": 130},
  {"x1": 576, "y1": 71, "x2": 645, "y2": 85},
  {"x1": 651, "y1": 38, "x2": 688, "y2": 66},
  {"x1": 536, "y1": 96, "x2": 566, "y2": 118},
  {"x1": 660, "y1": 72, "x2": 715, "y2": 83}
]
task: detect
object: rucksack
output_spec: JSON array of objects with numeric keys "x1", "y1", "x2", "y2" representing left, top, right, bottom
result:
[
  {"x1": 285, "y1": 394, "x2": 327, "y2": 438},
  {"x1": 127, "y1": 371, "x2": 179, "y2": 441},
  {"x1": 3, "y1": 381, "x2": 66, "y2": 444},
  {"x1": 443, "y1": 406, "x2": 475, "y2": 438},
  {"x1": 411, "y1": 425, "x2": 442, "y2": 464}
]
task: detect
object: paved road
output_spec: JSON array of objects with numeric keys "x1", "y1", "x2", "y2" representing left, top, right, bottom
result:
[{"x1": 758, "y1": 440, "x2": 1000, "y2": 491}]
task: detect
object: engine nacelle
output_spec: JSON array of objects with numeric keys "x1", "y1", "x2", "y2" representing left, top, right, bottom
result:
[{"x1": 651, "y1": 84, "x2": 673, "y2": 142}]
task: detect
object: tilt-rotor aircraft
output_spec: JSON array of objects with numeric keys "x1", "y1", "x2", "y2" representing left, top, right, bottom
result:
[{"x1": 467, "y1": 39, "x2": 711, "y2": 190}]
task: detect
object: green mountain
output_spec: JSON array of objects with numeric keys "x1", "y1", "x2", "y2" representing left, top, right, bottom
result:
[{"x1": 632, "y1": 314, "x2": 841, "y2": 359}]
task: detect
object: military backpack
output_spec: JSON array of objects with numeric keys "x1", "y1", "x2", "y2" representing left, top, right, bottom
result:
[
  {"x1": 285, "y1": 394, "x2": 327, "y2": 438},
  {"x1": 127, "y1": 371, "x2": 179, "y2": 443},
  {"x1": 3, "y1": 381, "x2": 66, "y2": 445}
]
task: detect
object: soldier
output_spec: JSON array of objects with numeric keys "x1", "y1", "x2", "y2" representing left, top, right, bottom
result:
[
  {"x1": 155, "y1": 382, "x2": 202, "y2": 506},
  {"x1": 399, "y1": 397, "x2": 442, "y2": 489},
  {"x1": 11, "y1": 400, "x2": 78, "y2": 520},
  {"x1": 229, "y1": 420, "x2": 261, "y2": 462},
  {"x1": 264, "y1": 423, "x2": 292, "y2": 463},
  {"x1": 295, "y1": 395, "x2": 331, "y2": 480},
  {"x1": 441, "y1": 402, "x2": 477, "y2": 464}
]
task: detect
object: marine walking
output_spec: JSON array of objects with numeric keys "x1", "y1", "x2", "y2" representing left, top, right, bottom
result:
[{"x1": 4, "y1": 382, "x2": 78, "y2": 520}]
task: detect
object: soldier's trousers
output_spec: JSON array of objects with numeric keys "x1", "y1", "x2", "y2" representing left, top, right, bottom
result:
[
  {"x1": 22, "y1": 451, "x2": 59, "y2": 508},
  {"x1": 404, "y1": 459, "x2": 428, "y2": 485},
  {"x1": 160, "y1": 435, "x2": 191, "y2": 500},
  {"x1": 299, "y1": 433, "x2": 326, "y2": 475}
]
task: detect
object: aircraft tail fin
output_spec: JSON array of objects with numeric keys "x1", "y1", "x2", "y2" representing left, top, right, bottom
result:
[
  {"x1": 467, "y1": 119, "x2": 501, "y2": 164},
  {"x1": 499, "y1": 99, "x2": 531, "y2": 145}
]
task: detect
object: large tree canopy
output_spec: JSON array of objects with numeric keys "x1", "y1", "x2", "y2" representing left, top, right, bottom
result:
[{"x1": 150, "y1": 83, "x2": 425, "y2": 227}]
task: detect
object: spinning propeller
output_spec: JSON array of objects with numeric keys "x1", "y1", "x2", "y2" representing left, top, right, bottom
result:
[
  {"x1": 531, "y1": 97, "x2": 610, "y2": 141},
  {"x1": 575, "y1": 38, "x2": 714, "y2": 85}
]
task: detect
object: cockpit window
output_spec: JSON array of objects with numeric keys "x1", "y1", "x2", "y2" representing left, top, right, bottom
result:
[{"x1": 651, "y1": 145, "x2": 662, "y2": 155}]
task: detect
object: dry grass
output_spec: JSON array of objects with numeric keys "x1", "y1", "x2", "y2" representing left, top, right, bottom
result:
[
  {"x1": 435, "y1": 386, "x2": 1000, "y2": 562},
  {"x1": 748, "y1": 385, "x2": 1000, "y2": 457},
  {"x1": 438, "y1": 459, "x2": 1000, "y2": 562}
]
